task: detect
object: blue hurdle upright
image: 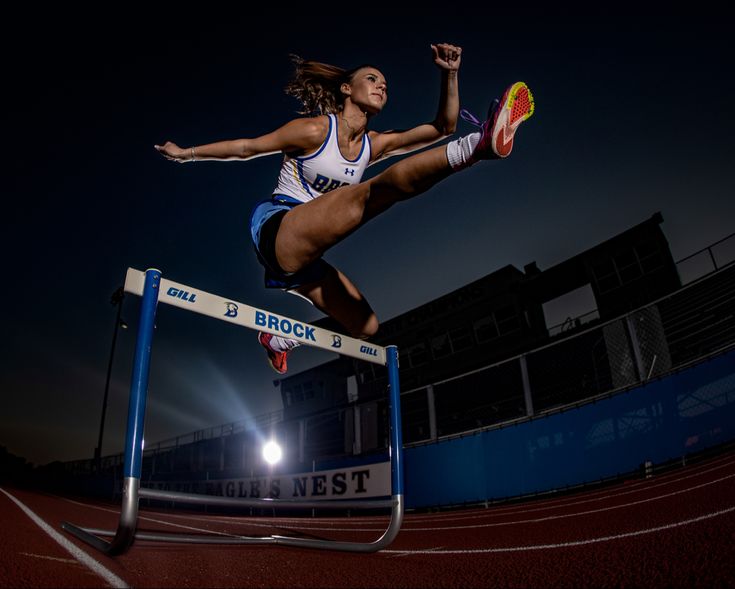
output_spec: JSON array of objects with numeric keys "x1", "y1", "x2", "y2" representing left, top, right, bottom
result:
[{"x1": 62, "y1": 268, "x2": 404, "y2": 555}]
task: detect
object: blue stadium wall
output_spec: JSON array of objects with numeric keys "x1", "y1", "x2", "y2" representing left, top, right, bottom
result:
[{"x1": 403, "y1": 348, "x2": 735, "y2": 509}]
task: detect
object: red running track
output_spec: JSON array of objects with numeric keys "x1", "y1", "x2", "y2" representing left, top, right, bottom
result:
[{"x1": 2, "y1": 447, "x2": 734, "y2": 588}]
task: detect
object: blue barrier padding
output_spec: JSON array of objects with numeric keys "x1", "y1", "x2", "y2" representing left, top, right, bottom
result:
[{"x1": 404, "y1": 348, "x2": 735, "y2": 508}]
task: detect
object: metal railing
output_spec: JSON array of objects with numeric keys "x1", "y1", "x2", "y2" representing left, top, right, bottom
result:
[
  {"x1": 78, "y1": 233, "x2": 735, "y2": 475},
  {"x1": 399, "y1": 258, "x2": 735, "y2": 445}
]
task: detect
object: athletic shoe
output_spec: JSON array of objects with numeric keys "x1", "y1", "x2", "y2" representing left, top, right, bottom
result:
[
  {"x1": 258, "y1": 332, "x2": 290, "y2": 374},
  {"x1": 460, "y1": 81, "x2": 535, "y2": 159}
]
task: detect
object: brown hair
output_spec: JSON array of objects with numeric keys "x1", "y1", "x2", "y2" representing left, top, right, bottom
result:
[{"x1": 284, "y1": 55, "x2": 379, "y2": 115}]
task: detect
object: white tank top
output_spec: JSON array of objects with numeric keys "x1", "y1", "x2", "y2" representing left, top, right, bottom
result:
[{"x1": 272, "y1": 114, "x2": 372, "y2": 203}]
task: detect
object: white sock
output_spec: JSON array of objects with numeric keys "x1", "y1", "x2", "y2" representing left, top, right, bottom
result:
[
  {"x1": 268, "y1": 335, "x2": 300, "y2": 352},
  {"x1": 446, "y1": 132, "x2": 481, "y2": 170}
]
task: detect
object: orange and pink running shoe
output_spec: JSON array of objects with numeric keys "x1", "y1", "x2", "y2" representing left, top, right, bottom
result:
[
  {"x1": 258, "y1": 331, "x2": 291, "y2": 375},
  {"x1": 461, "y1": 81, "x2": 535, "y2": 159}
]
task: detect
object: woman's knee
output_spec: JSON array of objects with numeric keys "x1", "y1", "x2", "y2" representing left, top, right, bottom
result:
[
  {"x1": 341, "y1": 304, "x2": 379, "y2": 340},
  {"x1": 356, "y1": 312, "x2": 380, "y2": 340}
]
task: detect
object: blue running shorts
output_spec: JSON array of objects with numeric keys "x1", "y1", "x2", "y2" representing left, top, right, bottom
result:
[{"x1": 249, "y1": 194, "x2": 332, "y2": 289}]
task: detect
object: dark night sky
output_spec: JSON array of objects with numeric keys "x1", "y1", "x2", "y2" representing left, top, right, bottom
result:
[{"x1": 3, "y1": 6, "x2": 733, "y2": 466}]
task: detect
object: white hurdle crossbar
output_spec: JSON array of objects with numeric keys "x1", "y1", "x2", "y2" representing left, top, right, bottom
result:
[{"x1": 62, "y1": 268, "x2": 404, "y2": 555}]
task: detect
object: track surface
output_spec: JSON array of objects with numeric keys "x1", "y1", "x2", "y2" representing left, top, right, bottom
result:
[{"x1": 2, "y1": 448, "x2": 734, "y2": 588}]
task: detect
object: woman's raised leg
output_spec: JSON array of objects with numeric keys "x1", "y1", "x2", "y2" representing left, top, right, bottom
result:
[
  {"x1": 274, "y1": 79, "x2": 535, "y2": 274},
  {"x1": 275, "y1": 145, "x2": 452, "y2": 273}
]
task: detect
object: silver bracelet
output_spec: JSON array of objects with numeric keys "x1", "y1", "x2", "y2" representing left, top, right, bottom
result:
[{"x1": 191, "y1": 147, "x2": 196, "y2": 162}]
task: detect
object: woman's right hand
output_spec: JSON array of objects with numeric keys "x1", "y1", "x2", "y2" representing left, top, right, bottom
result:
[{"x1": 154, "y1": 141, "x2": 192, "y2": 163}]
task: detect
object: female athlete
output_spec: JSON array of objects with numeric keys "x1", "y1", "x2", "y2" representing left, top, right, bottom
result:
[{"x1": 155, "y1": 43, "x2": 534, "y2": 373}]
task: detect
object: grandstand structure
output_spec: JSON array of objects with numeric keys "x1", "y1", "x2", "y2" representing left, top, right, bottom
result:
[{"x1": 65, "y1": 213, "x2": 735, "y2": 507}]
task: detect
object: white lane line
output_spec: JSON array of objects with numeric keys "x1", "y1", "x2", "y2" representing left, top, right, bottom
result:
[
  {"x1": 62, "y1": 471, "x2": 735, "y2": 534},
  {"x1": 20, "y1": 552, "x2": 78, "y2": 564},
  {"x1": 169, "y1": 471, "x2": 733, "y2": 534},
  {"x1": 400, "y1": 456, "x2": 735, "y2": 524},
  {"x1": 64, "y1": 496, "x2": 359, "y2": 526},
  {"x1": 398, "y1": 473, "x2": 735, "y2": 531},
  {"x1": 0, "y1": 488, "x2": 130, "y2": 589},
  {"x1": 387, "y1": 546, "x2": 447, "y2": 558},
  {"x1": 66, "y1": 452, "x2": 735, "y2": 531},
  {"x1": 55, "y1": 497, "x2": 735, "y2": 557},
  {"x1": 135, "y1": 514, "x2": 249, "y2": 537},
  {"x1": 62, "y1": 498, "x2": 303, "y2": 534},
  {"x1": 382, "y1": 505, "x2": 735, "y2": 555},
  {"x1": 395, "y1": 453, "x2": 735, "y2": 524}
]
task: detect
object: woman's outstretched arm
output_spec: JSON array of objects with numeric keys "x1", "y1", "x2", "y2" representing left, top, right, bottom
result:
[
  {"x1": 369, "y1": 42, "x2": 461, "y2": 162},
  {"x1": 154, "y1": 116, "x2": 328, "y2": 163}
]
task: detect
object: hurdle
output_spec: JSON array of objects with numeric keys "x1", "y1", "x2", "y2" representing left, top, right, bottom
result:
[{"x1": 62, "y1": 268, "x2": 404, "y2": 555}]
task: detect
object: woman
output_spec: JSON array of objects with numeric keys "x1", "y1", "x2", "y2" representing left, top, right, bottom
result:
[{"x1": 155, "y1": 43, "x2": 534, "y2": 374}]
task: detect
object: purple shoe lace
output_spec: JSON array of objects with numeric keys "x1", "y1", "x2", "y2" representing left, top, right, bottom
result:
[
  {"x1": 460, "y1": 108, "x2": 483, "y2": 127},
  {"x1": 459, "y1": 99, "x2": 501, "y2": 130}
]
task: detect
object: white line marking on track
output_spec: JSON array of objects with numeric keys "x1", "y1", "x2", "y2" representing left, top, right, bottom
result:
[
  {"x1": 396, "y1": 453, "x2": 735, "y2": 523},
  {"x1": 382, "y1": 505, "x2": 735, "y2": 554},
  {"x1": 62, "y1": 498, "x2": 294, "y2": 535},
  {"x1": 61, "y1": 470, "x2": 735, "y2": 534},
  {"x1": 136, "y1": 514, "x2": 249, "y2": 537},
  {"x1": 400, "y1": 473, "x2": 735, "y2": 531},
  {"x1": 0, "y1": 488, "x2": 130, "y2": 589},
  {"x1": 388, "y1": 546, "x2": 446, "y2": 558},
  {"x1": 137, "y1": 471, "x2": 733, "y2": 534},
  {"x1": 65, "y1": 452, "x2": 735, "y2": 531},
  {"x1": 399, "y1": 455, "x2": 735, "y2": 524},
  {"x1": 52, "y1": 497, "x2": 735, "y2": 557},
  {"x1": 20, "y1": 552, "x2": 78, "y2": 564}
]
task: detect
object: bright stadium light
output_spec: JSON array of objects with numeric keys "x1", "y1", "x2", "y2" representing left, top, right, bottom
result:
[{"x1": 262, "y1": 440, "x2": 283, "y2": 465}]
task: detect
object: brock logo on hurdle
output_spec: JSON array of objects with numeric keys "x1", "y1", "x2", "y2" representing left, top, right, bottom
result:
[
  {"x1": 254, "y1": 310, "x2": 316, "y2": 341},
  {"x1": 254, "y1": 310, "x2": 379, "y2": 357}
]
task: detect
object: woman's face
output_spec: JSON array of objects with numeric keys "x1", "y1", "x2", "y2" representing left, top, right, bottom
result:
[{"x1": 343, "y1": 67, "x2": 388, "y2": 114}]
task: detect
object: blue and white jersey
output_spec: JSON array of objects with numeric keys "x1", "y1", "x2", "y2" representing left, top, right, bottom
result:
[{"x1": 272, "y1": 114, "x2": 371, "y2": 203}]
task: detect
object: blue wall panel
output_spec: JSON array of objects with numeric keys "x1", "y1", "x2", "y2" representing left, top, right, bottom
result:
[{"x1": 404, "y1": 350, "x2": 735, "y2": 508}]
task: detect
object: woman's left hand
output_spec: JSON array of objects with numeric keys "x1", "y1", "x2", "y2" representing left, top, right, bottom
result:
[{"x1": 431, "y1": 43, "x2": 462, "y2": 72}]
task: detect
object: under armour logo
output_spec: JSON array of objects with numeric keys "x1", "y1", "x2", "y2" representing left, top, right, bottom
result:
[
  {"x1": 331, "y1": 335, "x2": 342, "y2": 348},
  {"x1": 344, "y1": 168, "x2": 355, "y2": 176}
]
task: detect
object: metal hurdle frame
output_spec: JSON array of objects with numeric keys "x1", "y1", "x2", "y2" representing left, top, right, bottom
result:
[{"x1": 62, "y1": 268, "x2": 404, "y2": 555}]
